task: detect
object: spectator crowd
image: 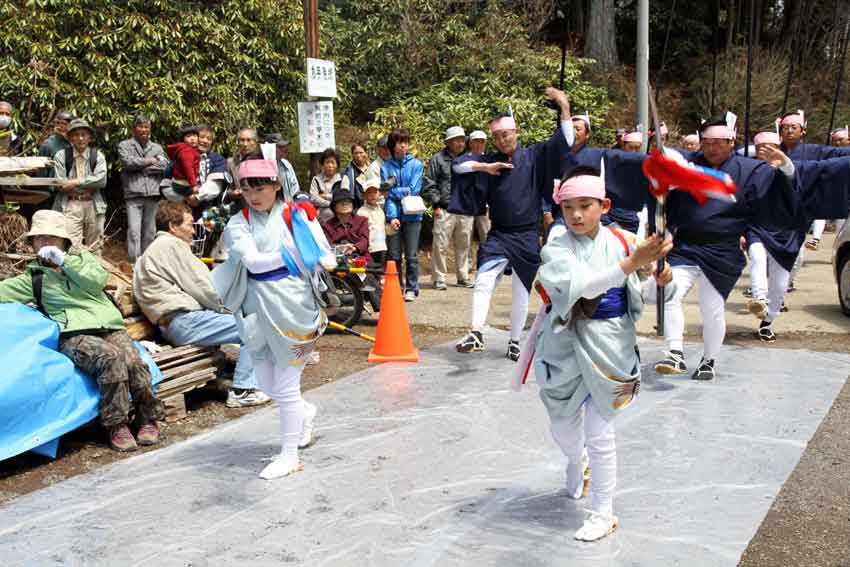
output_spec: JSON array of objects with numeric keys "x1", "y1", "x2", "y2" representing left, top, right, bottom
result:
[{"x1": 0, "y1": 102, "x2": 503, "y2": 453}]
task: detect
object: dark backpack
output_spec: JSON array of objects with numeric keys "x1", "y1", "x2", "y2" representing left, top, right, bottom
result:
[{"x1": 63, "y1": 146, "x2": 99, "y2": 177}]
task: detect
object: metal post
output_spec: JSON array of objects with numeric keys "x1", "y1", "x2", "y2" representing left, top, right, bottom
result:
[
  {"x1": 304, "y1": 0, "x2": 321, "y2": 176},
  {"x1": 637, "y1": 0, "x2": 649, "y2": 152}
]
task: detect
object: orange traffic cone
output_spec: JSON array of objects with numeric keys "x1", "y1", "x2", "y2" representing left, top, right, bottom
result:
[{"x1": 368, "y1": 260, "x2": 420, "y2": 363}]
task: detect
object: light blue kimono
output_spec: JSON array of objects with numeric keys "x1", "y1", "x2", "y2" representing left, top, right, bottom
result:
[
  {"x1": 534, "y1": 227, "x2": 645, "y2": 421},
  {"x1": 211, "y1": 201, "x2": 331, "y2": 368}
]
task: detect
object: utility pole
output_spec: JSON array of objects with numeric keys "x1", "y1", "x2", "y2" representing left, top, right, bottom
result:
[
  {"x1": 304, "y1": 0, "x2": 320, "y2": 176},
  {"x1": 636, "y1": 0, "x2": 649, "y2": 152}
]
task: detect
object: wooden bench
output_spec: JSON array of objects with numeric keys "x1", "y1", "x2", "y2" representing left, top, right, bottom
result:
[{"x1": 151, "y1": 345, "x2": 225, "y2": 422}]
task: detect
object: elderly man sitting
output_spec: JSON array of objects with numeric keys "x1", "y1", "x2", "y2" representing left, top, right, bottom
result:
[
  {"x1": 0, "y1": 210, "x2": 165, "y2": 452},
  {"x1": 133, "y1": 201, "x2": 270, "y2": 408}
]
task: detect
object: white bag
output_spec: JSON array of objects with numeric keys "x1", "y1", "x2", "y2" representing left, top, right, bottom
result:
[{"x1": 401, "y1": 195, "x2": 426, "y2": 215}]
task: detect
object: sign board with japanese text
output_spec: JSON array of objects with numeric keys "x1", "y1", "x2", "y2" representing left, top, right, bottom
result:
[
  {"x1": 297, "y1": 101, "x2": 335, "y2": 154},
  {"x1": 306, "y1": 58, "x2": 337, "y2": 99}
]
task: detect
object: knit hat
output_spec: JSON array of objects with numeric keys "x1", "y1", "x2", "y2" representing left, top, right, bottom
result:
[{"x1": 25, "y1": 210, "x2": 71, "y2": 241}]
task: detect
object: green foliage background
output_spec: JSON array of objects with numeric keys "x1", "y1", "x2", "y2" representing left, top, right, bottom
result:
[
  {"x1": 0, "y1": 0, "x2": 610, "y2": 165},
  {"x1": 0, "y1": 0, "x2": 304, "y2": 158}
]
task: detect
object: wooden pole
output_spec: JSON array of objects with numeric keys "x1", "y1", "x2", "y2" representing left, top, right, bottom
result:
[{"x1": 304, "y1": 0, "x2": 322, "y2": 177}]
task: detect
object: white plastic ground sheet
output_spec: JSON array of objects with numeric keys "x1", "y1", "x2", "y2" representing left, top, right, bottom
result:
[{"x1": 1, "y1": 331, "x2": 848, "y2": 566}]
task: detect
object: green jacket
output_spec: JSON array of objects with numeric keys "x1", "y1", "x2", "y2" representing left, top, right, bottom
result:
[{"x1": 0, "y1": 249, "x2": 125, "y2": 334}]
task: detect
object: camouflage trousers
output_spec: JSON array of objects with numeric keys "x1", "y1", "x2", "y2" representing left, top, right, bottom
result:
[{"x1": 59, "y1": 329, "x2": 165, "y2": 428}]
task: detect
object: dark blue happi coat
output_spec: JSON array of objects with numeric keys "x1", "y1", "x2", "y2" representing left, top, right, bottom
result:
[
  {"x1": 557, "y1": 146, "x2": 650, "y2": 233},
  {"x1": 746, "y1": 150, "x2": 850, "y2": 271},
  {"x1": 663, "y1": 152, "x2": 799, "y2": 299},
  {"x1": 449, "y1": 128, "x2": 568, "y2": 291}
]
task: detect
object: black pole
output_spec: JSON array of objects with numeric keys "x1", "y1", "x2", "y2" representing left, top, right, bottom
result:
[
  {"x1": 559, "y1": 10, "x2": 567, "y2": 90},
  {"x1": 711, "y1": 0, "x2": 720, "y2": 115},
  {"x1": 826, "y1": 13, "x2": 850, "y2": 144},
  {"x1": 655, "y1": 0, "x2": 678, "y2": 104},
  {"x1": 781, "y1": 0, "x2": 805, "y2": 114},
  {"x1": 743, "y1": 0, "x2": 755, "y2": 157}
]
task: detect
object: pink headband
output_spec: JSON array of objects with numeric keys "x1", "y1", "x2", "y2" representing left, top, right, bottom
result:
[
  {"x1": 238, "y1": 159, "x2": 279, "y2": 180},
  {"x1": 623, "y1": 132, "x2": 643, "y2": 143},
  {"x1": 553, "y1": 175, "x2": 605, "y2": 204},
  {"x1": 682, "y1": 133, "x2": 699, "y2": 144},
  {"x1": 780, "y1": 113, "x2": 805, "y2": 127},
  {"x1": 701, "y1": 125, "x2": 736, "y2": 140},
  {"x1": 754, "y1": 131, "x2": 781, "y2": 146},
  {"x1": 490, "y1": 116, "x2": 517, "y2": 133}
]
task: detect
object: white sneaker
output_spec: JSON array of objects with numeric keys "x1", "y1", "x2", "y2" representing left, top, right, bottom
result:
[
  {"x1": 225, "y1": 388, "x2": 271, "y2": 408},
  {"x1": 299, "y1": 401, "x2": 318, "y2": 449},
  {"x1": 574, "y1": 509, "x2": 619, "y2": 542},
  {"x1": 259, "y1": 453, "x2": 303, "y2": 480}
]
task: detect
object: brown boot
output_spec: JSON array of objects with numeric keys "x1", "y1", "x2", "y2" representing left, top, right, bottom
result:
[
  {"x1": 136, "y1": 422, "x2": 160, "y2": 446},
  {"x1": 109, "y1": 424, "x2": 138, "y2": 452}
]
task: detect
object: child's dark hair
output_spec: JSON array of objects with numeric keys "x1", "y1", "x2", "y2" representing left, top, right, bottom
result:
[
  {"x1": 387, "y1": 128, "x2": 411, "y2": 157},
  {"x1": 320, "y1": 147, "x2": 339, "y2": 166},
  {"x1": 562, "y1": 165, "x2": 601, "y2": 183},
  {"x1": 178, "y1": 124, "x2": 200, "y2": 140}
]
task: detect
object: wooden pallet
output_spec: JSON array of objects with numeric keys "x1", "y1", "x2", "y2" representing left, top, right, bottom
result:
[{"x1": 151, "y1": 345, "x2": 224, "y2": 422}]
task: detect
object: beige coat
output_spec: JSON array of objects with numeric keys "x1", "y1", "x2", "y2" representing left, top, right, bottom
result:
[{"x1": 133, "y1": 231, "x2": 224, "y2": 324}]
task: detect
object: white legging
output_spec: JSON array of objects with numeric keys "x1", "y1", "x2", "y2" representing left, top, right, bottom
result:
[
  {"x1": 748, "y1": 242, "x2": 790, "y2": 322},
  {"x1": 550, "y1": 397, "x2": 616, "y2": 516},
  {"x1": 790, "y1": 247, "x2": 804, "y2": 282},
  {"x1": 471, "y1": 258, "x2": 529, "y2": 341},
  {"x1": 254, "y1": 359, "x2": 305, "y2": 458},
  {"x1": 664, "y1": 265, "x2": 726, "y2": 360},
  {"x1": 812, "y1": 219, "x2": 827, "y2": 241}
]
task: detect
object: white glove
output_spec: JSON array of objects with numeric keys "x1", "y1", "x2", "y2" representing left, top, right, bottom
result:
[
  {"x1": 139, "y1": 340, "x2": 164, "y2": 354},
  {"x1": 38, "y1": 245, "x2": 66, "y2": 267}
]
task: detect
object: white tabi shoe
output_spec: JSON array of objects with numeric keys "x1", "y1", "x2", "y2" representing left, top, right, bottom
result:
[
  {"x1": 259, "y1": 453, "x2": 303, "y2": 480},
  {"x1": 299, "y1": 401, "x2": 318, "y2": 449},
  {"x1": 574, "y1": 509, "x2": 619, "y2": 542}
]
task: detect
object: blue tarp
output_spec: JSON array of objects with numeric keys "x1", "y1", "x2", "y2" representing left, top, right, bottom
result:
[{"x1": 0, "y1": 304, "x2": 163, "y2": 462}]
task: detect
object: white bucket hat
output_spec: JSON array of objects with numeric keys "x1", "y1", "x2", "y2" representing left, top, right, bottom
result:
[
  {"x1": 444, "y1": 126, "x2": 466, "y2": 141},
  {"x1": 25, "y1": 210, "x2": 70, "y2": 241}
]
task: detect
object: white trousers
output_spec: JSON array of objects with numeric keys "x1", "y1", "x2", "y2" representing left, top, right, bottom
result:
[
  {"x1": 471, "y1": 258, "x2": 528, "y2": 341},
  {"x1": 254, "y1": 359, "x2": 305, "y2": 457},
  {"x1": 748, "y1": 242, "x2": 790, "y2": 322},
  {"x1": 664, "y1": 265, "x2": 726, "y2": 359},
  {"x1": 550, "y1": 397, "x2": 616, "y2": 516},
  {"x1": 811, "y1": 219, "x2": 827, "y2": 240},
  {"x1": 432, "y1": 211, "x2": 474, "y2": 283}
]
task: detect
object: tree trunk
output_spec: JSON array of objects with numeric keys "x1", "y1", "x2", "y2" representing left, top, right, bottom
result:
[{"x1": 584, "y1": 0, "x2": 618, "y2": 69}]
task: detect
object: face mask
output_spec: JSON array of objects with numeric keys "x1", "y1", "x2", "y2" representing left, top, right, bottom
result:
[{"x1": 0, "y1": 116, "x2": 11, "y2": 129}]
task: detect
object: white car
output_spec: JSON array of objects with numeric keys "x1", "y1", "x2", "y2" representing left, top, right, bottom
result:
[{"x1": 833, "y1": 222, "x2": 850, "y2": 316}]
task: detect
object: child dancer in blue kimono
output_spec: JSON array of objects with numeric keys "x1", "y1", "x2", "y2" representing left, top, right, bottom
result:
[
  {"x1": 212, "y1": 159, "x2": 334, "y2": 479},
  {"x1": 532, "y1": 168, "x2": 673, "y2": 541}
]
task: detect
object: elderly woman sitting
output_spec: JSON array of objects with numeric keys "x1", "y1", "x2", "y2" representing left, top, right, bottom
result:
[
  {"x1": 0, "y1": 210, "x2": 165, "y2": 452},
  {"x1": 321, "y1": 188, "x2": 382, "y2": 312}
]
